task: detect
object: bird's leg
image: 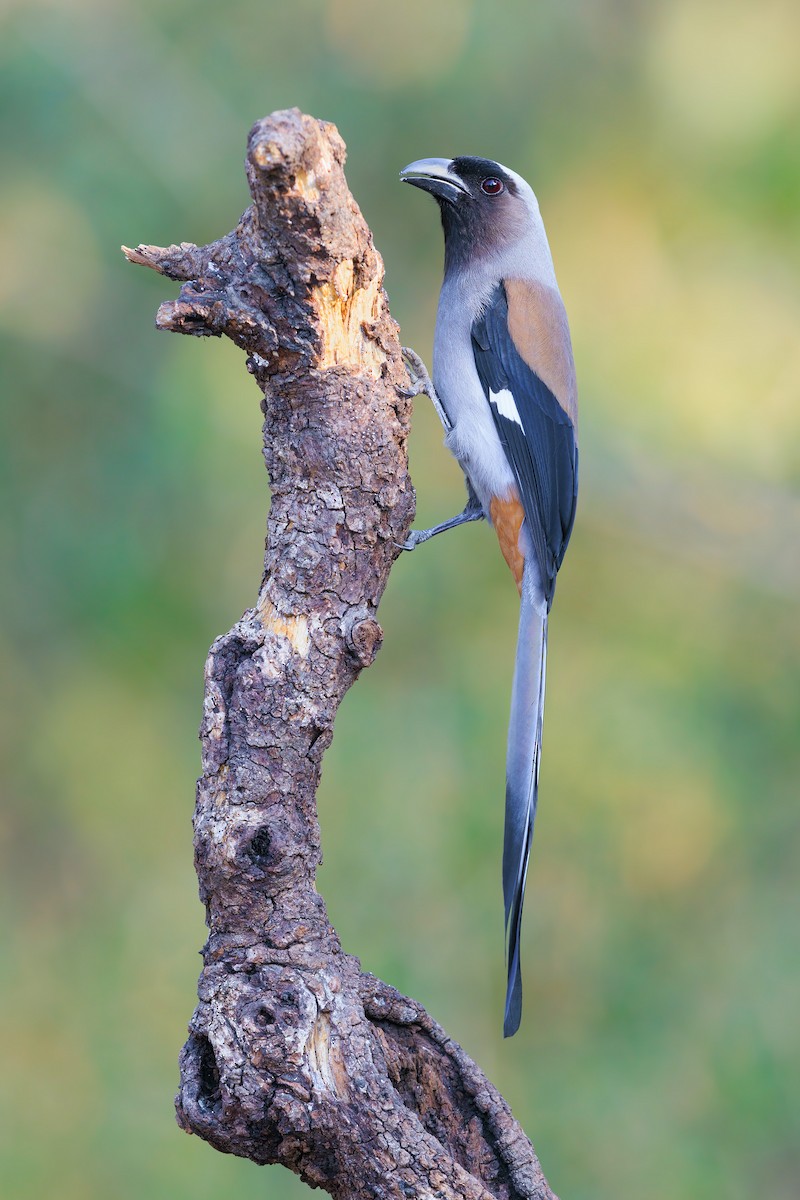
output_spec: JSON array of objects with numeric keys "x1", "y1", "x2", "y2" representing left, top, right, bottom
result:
[
  {"x1": 401, "y1": 347, "x2": 451, "y2": 432},
  {"x1": 398, "y1": 479, "x2": 485, "y2": 551},
  {"x1": 398, "y1": 348, "x2": 484, "y2": 549},
  {"x1": 400, "y1": 503, "x2": 484, "y2": 550}
]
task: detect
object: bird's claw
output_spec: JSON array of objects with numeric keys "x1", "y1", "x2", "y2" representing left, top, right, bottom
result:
[
  {"x1": 401, "y1": 345, "x2": 429, "y2": 383},
  {"x1": 401, "y1": 346, "x2": 434, "y2": 397},
  {"x1": 400, "y1": 346, "x2": 452, "y2": 432},
  {"x1": 394, "y1": 530, "x2": 424, "y2": 551}
]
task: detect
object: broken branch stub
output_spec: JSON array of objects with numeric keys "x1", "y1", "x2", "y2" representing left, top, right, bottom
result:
[{"x1": 125, "y1": 108, "x2": 555, "y2": 1200}]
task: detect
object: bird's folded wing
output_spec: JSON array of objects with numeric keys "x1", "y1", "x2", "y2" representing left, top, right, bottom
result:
[{"x1": 472, "y1": 281, "x2": 578, "y2": 606}]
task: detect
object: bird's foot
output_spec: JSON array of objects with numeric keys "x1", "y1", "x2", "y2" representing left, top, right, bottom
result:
[
  {"x1": 395, "y1": 527, "x2": 433, "y2": 552},
  {"x1": 395, "y1": 503, "x2": 485, "y2": 552},
  {"x1": 400, "y1": 347, "x2": 434, "y2": 396},
  {"x1": 400, "y1": 347, "x2": 451, "y2": 432}
]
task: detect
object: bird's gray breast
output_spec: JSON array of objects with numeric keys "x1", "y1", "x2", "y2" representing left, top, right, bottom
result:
[{"x1": 432, "y1": 277, "x2": 517, "y2": 515}]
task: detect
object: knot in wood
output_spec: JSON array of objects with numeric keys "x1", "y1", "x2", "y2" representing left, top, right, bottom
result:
[{"x1": 343, "y1": 608, "x2": 383, "y2": 667}]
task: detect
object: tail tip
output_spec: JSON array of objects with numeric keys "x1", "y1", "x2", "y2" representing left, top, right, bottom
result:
[{"x1": 503, "y1": 984, "x2": 522, "y2": 1038}]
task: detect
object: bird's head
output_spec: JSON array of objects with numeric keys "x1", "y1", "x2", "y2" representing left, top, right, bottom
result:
[{"x1": 400, "y1": 156, "x2": 549, "y2": 277}]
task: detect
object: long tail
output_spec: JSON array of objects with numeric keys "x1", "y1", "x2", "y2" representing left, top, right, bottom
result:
[{"x1": 502, "y1": 562, "x2": 548, "y2": 1038}]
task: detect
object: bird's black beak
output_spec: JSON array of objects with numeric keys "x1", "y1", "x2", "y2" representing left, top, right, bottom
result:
[{"x1": 400, "y1": 158, "x2": 469, "y2": 205}]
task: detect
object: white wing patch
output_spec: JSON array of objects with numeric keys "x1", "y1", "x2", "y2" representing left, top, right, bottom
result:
[{"x1": 490, "y1": 387, "x2": 523, "y2": 427}]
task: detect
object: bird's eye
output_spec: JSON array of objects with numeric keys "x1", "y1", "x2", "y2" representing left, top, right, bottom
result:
[{"x1": 480, "y1": 177, "x2": 504, "y2": 196}]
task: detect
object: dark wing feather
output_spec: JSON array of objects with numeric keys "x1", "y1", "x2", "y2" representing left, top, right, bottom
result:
[{"x1": 472, "y1": 283, "x2": 578, "y2": 606}]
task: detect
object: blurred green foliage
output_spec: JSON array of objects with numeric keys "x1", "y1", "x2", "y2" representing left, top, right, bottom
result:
[{"x1": 2, "y1": 1, "x2": 799, "y2": 1197}]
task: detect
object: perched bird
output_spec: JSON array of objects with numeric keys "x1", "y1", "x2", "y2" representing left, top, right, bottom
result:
[{"x1": 399, "y1": 156, "x2": 578, "y2": 1037}]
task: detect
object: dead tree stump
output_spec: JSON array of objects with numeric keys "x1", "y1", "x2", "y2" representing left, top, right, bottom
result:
[{"x1": 124, "y1": 107, "x2": 556, "y2": 1200}]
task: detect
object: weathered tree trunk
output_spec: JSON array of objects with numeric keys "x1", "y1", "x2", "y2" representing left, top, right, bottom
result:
[{"x1": 124, "y1": 108, "x2": 556, "y2": 1200}]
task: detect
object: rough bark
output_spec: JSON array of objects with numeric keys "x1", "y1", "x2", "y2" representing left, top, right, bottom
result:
[{"x1": 124, "y1": 107, "x2": 556, "y2": 1200}]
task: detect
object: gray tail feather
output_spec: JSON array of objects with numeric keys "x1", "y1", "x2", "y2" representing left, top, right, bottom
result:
[{"x1": 502, "y1": 566, "x2": 547, "y2": 1038}]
